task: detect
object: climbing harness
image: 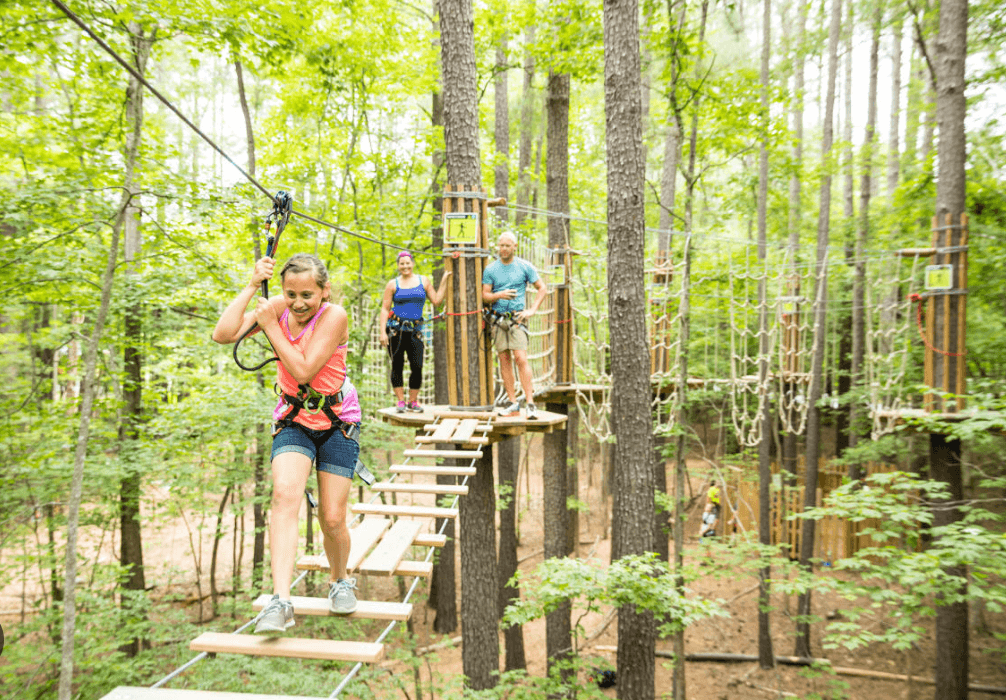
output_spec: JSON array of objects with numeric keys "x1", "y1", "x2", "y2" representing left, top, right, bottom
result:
[
  {"x1": 232, "y1": 191, "x2": 293, "y2": 372},
  {"x1": 481, "y1": 307, "x2": 525, "y2": 349},
  {"x1": 272, "y1": 383, "x2": 355, "y2": 439}
]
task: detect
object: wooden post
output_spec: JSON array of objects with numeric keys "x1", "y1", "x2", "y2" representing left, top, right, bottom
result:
[
  {"x1": 924, "y1": 213, "x2": 968, "y2": 412},
  {"x1": 442, "y1": 185, "x2": 494, "y2": 408}
]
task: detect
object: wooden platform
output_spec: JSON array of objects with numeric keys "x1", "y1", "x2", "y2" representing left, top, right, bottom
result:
[
  {"x1": 190, "y1": 632, "x2": 384, "y2": 663},
  {"x1": 252, "y1": 594, "x2": 413, "y2": 621},
  {"x1": 872, "y1": 408, "x2": 1006, "y2": 433},
  {"x1": 101, "y1": 689, "x2": 323, "y2": 700},
  {"x1": 377, "y1": 405, "x2": 567, "y2": 442}
]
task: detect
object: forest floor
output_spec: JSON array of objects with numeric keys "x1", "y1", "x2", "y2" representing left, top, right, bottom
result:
[{"x1": 3, "y1": 429, "x2": 1005, "y2": 699}]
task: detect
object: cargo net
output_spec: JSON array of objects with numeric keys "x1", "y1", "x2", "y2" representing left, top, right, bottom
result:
[
  {"x1": 865, "y1": 251, "x2": 925, "y2": 438},
  {"x1": 570, "y1": 234, "x2": 818, "y2": 446}
]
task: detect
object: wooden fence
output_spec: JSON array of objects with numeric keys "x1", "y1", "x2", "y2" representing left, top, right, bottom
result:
[{"x1": 727, "y1": 461, "x2": 903, "y2": 561}]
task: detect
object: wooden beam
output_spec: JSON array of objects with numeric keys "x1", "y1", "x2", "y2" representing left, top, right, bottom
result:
[
  {"x1": 403, "y1": 447, "x2": 483, "y2": 459},
  {"x1": 252, "y1": 594, "x2": 412, "y2": 621},
  {"x1": 429, "y1": 418, "x2": 461, "y2": 441},
  {"x1": 351, "y1": 503, "x2": 459, "y2": 519},
  {"x1": 390, "y1": 463, "x2": 477, "y2": 476},
  {"x1": 189, "y1": 633, "x2": 384, "y2": 663},
  {"x1": 101, "y1": 688, "x2": 321, "y2": 700},
  {"x1": 414, "y1": 435, "x2": 490, "y2": 446},
  {"x1": 371, "y1": 482, "x2": 469, "y2": 495},
  {"x1": 359, "y1": 519, "x2": 423, "y2": 576}
]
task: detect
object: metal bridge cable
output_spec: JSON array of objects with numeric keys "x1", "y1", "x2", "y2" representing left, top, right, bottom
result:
[
  {"x1": 47, "y1": 0, "x2": 437, "y2": 259},
  {"x1": 328, "y1": 418, "x2": 492, "y2": 699}
]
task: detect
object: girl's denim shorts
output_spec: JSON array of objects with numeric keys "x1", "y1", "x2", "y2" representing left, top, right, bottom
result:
[{"x1": 271, "y1": 423, "x2": 360, "y2": 479}]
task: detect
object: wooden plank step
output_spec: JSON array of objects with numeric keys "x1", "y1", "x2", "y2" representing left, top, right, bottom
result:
[
  {"x1": 414, "y1": 435, "x2": 490, "y2": 445},
  {"x1": 252, "y1": 594, "x2": 412, "y2": 621},
  {"x1": 102, "y1": 688, "x2": 320, "y2": 700},
  {"x1": 428, "y1": 418, "x2": 460, "y2": 441},
  {"x1": 351, "y1": 503, "x2": 458, "y2": 519},
  {"x1": 396, "y1": 560, "x2": 433, "y2": 578},
  {"x1": 423, "y1": 422, "x2": 492, "y2": 432},
  {"x1": 371, "y1": 481, "x2": 469, "y2": 495},
  {"x1": 450, "y1": 418, "x2": 481, "y2": 443},
  {"x1": 297, "y1": 554, "x2": 432, "y2": 577},
  {"x1": 189, "y1": 632, "x2": 384, "y2": 663},
  {"x1": 347, "y1": 517, "x2": 392, "y2": 571},
  {"x1": 359, "y1": 519, "x2": 422, "y2": 576},
  {"x1": 403, "y1": 448, "x2": 483, "y2": 459},
  {"x1": 390, "y1": 464, "x2": 476, "y2": 476},
  {"x1": 413, "y1": 532, "x2": 448, "y2": 547}
]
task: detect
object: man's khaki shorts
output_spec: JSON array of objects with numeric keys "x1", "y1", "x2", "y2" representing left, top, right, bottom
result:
[{"x1": 493, "y1": 323, "x2": 529, "y2": 352}]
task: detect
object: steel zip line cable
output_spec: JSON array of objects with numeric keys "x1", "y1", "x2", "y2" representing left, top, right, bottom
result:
[{"x1": 47, "y1": 0, "x2": 435, "y2": 258}]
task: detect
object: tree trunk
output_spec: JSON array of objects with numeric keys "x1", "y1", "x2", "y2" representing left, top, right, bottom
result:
[
  {"x1": 544, "y1": 59, "x2": 572, "y2": 675},
  {"x1": 783, "y1": 0, "x2": 807, "y2": 481},
  {"x1": 849, "y1": 4, "x2": 882, "y2": 464},
  {"x1": 459, "y1": 452, "x2": 499, "y2": 689},
  {"x1": 834, "y1": 0, "x2": 853, "y2": 457},
  {"x1": 496, "y1": 437, "x2": 526, "y2": 669},
  {"x1": 931, "y1": 0, "x2": 969, "y2": 695},
  {"x1": 887, "y1": 18, "x2": 903, "y2": 196},
  {"x1": 118, "y1": 21, "x2": 152, "y2": 658},
  {"x1": 756, "y1": 0, "x2": 775, "y2": 670},
  {"x1": 234, "y1": 57, "x2": 268, "y2": 593},
  {"x1": 543, "y1": 404, "x2": 571, "y2": 674},
  {"x1": 439, "y1": 0, "x2": 496, "y2": 687},
  {"x1": 604, "y1": 0, "x2": 656, "y2": 696},
  {"x1": 515, "y1": 26, "x2": 537, "y2": 228},
  {"x1": 209, "y1": 485, "x2": 233, "y2": 618},
  {"x1": 495, "y1": 33, "x2": 509, "y2": 220},
  {"x1": 795, "y1": 0, "x2": 841, "y2": 659},
  {"x1": 429, "y1": 0, "x2": 457, "y2": 633}
]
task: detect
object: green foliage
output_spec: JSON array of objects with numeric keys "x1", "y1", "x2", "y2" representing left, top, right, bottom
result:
[
  {"x1": 794, "y1": 471, "x2": 1006, "y2": 652},
  {"x1": 503, "y1": 553, "x2": 725, "y2": 643}
]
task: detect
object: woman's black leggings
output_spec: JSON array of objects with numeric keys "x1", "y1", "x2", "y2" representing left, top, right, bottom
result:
[{"x1": 388, "y1": 330, "x2": 424, "y2": 390}]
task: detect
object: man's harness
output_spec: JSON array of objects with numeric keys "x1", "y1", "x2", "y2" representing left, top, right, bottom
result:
[{"x1": 482, "y1": 308, "x2": 526, "y2": 347}]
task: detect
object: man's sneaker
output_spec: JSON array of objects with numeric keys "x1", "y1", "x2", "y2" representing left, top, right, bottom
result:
[
  {"x1": 495, "y1": 400, "x2": 520, "y2": 417},
  {"x1": 407, "y1": 401, "x2": 423, "y2": 413},
  {"x1": 329, "y1": 578, "x2": 358, "y2": 614},
  {"x1": 395, "y1": 400, "x2": 406, "y2": 413},
  {"x1": 254, "y1": 594, "x2": 294, "y2": 634},
  {"x1": 525, "y1": 403, "x2": 538, "y2": 420}
]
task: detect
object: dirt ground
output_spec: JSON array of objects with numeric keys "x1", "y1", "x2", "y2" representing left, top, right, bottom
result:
[{"x1": 4, "y1": 429, "x2": 1005, "y2": 699}]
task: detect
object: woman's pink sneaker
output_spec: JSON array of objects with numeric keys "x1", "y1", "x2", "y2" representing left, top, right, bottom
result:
[
  {"x1": 396, "y1": 400, "x2": 407, "y2": 413},
  {"x1": 407, "y1": 401, "x2": 423, "y2": 413}
]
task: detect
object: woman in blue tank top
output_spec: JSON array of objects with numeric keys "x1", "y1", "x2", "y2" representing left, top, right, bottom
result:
[{"x1": 379, "y1": 251, "x2": 451, "y2": 412}]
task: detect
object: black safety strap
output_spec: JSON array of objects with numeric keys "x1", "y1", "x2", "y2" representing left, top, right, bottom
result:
[{"x1": 233, "y1": 191, "x2": 294, "y2": 372}]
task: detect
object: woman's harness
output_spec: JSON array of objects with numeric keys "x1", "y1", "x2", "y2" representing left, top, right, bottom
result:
[
  {"x1": 272, "y1": 382, "x2": 360, "y2": 443},
  {"x1": 386, "y1": 311, "x2": 424, "y2": 337}
]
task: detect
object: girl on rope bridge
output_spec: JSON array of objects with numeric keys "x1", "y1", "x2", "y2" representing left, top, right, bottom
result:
[
  {"x1": 378, "y1": 250, "x2": 451, "y2": 412},
  {"x1": 212, "y1": 253, "x2": 361, "y2": 633}
]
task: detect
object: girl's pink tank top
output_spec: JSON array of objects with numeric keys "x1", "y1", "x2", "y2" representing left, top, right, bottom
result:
[{"x1": 273, "y1": 303, "x2": 362, "y2": 429}]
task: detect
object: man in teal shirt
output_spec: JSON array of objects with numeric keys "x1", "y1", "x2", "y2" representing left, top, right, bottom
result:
[{"x1": 482, "y1": 231, "x2": 547, "y2": 418}]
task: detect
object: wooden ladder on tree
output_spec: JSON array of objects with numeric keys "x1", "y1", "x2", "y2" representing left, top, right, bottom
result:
[{"x1": 166, "y1": 414, "x2": 493, "y2": 692}]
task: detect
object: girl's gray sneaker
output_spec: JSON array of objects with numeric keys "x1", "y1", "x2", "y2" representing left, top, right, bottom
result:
[
  {"x1": 255, "y1": 594, "x2": 294, "y2": 634},
  {"x1": 329, "y1": 578, "x2": 358, "y2": 614}
]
